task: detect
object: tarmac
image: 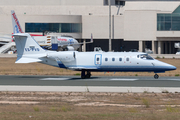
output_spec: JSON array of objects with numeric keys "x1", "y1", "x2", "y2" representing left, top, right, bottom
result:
[{"x1": 0, "y1": 75, "x2": 180, "y2": 93}]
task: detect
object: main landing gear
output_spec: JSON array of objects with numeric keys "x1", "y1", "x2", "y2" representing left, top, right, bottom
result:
[
  {"x1": 81, "y1": 70, "x2": 91, "y2": 79},
  {"x1": 154, "y1": 74, "x2": 159, "y2": 79}
]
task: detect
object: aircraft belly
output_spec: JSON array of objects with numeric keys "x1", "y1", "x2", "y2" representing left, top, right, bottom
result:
[
  {"x1": 98, "y1": 65, "x2": 172, "y2": 72},
  {"x1": 93, "y1": 66, "x2": 155, "y2": 72},
  {"x1": 69, "y1": 65, "x2": 170, "y2": 72}
]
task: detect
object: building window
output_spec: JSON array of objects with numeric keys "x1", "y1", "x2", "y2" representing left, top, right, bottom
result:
[
  {"x1": 157, "y1": 5, "x2": 180, "y2": 31},
  {"x1": 172, "y1": 14, "x2": 180, "y2": 30},
  {"x1": 120, "y1": 1, "x2": 125, "y2": 6},
  {"x1": 115, "y1": 0, "x2": 125, "y2": 6},
  {"x1": 105, "y1": 58, "x2": 108, "y2": 61},
  {"x1": 25, "y1": 23, "x2": 82, "y2": 33},
  {"x1": 61, "y1": 23, "x2": 71, "y2": 33},
  {"x1": 112, "y1": 58, "x2": 115, "y2": 61},
  {"x1": 115, "y1": 0, "x2": 120, "y2": 5},
  {"x1": 104, "y1": 0, "x2": 108, "y2": 5},
  {"x1": 157, "y1": 14, "x2": 172, "y2": 31},
  {"x1": 119, "y1": 58, "x2": 122, "y2": 61}
]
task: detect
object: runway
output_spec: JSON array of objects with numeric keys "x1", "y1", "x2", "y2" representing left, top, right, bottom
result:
[
  {"x1": 1, "y1": 75, "x2": 180, "y2": 87},
  {"x1": 1, "y1": 75, "x2": 180, "y2": 92}
]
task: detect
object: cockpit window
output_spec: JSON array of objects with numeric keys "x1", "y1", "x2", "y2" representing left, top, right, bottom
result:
[{"x1": 139, "y1": 54, "x2": 153, "y2": 60}]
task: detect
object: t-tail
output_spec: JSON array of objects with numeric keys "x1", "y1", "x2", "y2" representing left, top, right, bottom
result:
[
  {"x1": 11, "y1": 10, "x2": 23, "y2": 34},
  {"x1": 13, "y1": 33, "x2": 46, "y2": 63}
]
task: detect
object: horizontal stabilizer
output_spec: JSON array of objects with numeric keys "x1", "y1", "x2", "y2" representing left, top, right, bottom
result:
[
  {"x1": 15, "y1": 57, "x2": 42, "y2": 63},
  {"x1": 13, "y1": 34, "x2": 28, "y2": 37}
]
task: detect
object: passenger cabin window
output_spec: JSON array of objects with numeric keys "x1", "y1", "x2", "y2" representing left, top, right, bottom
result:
[
  {"x1": 119, "y1": 58, "x2": 122, "y2": 61},
  {"x1": 126, "y1": 58, "x2": 129, "y2": 61},
  {"x1": 139, "y1": 54, "x2": 153, "y2": 60},
  {"x1": 97, "y1": 58, "x2": 99, "y2": 61},
  {"x1": 105, "y1": 58, "x2": 108, "y2": 61},
  {"x1": 137, "y1": 55, "x2": 139, "y2": 58},
  {"x1": 112, "y1": 58, "x2": 115, "y2": 61}
]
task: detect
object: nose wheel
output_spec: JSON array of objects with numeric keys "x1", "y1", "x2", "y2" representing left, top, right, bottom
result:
[{"x1": 154, "y1": 74, "x2": 159, "y2": 79}]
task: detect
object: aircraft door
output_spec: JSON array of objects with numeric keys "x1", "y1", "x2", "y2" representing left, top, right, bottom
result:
[{"x1": 95, "y1": 54, "x2": 102, "y2": 66}]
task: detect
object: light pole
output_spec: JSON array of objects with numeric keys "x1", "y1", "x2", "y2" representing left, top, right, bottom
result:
[{"x1": 109, "y1": 0, "x2": 111, "y2": 51}]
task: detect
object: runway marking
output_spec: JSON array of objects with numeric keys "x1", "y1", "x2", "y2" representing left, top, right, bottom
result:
[
  {"x1": 40, "y1": 78, "x2": 70, "y2": 81},
  {"x1": 169, "y1": 79, "x2": 180, "y2": 81},
  {"x1": 110, "y1": 79, "x2": 138, "y2": 81},
  {"x1": 149, "y1": 79, "x2": 180, "y2": 81}
]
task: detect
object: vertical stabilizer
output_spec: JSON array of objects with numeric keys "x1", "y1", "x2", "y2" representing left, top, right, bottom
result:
[
  {"x1": 13, "y1": 33, "x2": 46, "y2": 56},
  {"x1": 11, "y1": 10, "x2": 23, "y2": 34}
]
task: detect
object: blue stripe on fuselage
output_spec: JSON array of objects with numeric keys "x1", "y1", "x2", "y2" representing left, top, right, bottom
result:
[
  {"x1": 62, "y1": 65, "x2": 176, "y2": 72},
  {"x1": 57, "y1": 61, "x2": 66, "y2": 68}
]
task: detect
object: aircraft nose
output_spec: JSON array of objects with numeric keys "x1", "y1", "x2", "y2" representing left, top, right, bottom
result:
[
  {"x1": 166, "y1": 65, "x2": 176, "y2": 71},
  {"x1": 154, "y1": 60, "x2": 176, "y2": 72},
  {"x1": 171, "y1": 65, "x2": 176, "y2": 70}
]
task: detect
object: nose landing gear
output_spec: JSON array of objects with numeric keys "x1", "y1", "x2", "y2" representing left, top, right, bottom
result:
[{"x1": 154, "y1": 74, "x2": 159, "y2": 79}]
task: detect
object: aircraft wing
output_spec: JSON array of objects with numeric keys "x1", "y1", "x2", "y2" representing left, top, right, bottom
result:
[
  {"x1": 71, "y1": 41, "x2": 93, "y2": 45},
  {"x1": 73, "y1": 33, "x2": 93, "y2": 45}
]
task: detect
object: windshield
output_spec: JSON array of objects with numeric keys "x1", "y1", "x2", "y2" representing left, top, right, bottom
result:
[{"x1": 138, "y1": 54, "x2": 153, "y2": 60}]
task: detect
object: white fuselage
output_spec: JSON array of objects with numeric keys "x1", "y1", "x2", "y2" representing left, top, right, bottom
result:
[{"x1": 43, "y1": 51, "x2": 176, "y2": 73}]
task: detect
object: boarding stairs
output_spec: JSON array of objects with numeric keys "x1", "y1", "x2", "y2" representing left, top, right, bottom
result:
[
  {"x1": 0, "y1": 33, "x2": 12, "y2": 42},
  {"x1": 0, "y1": 42, "x2": 15, "y2": 53}
]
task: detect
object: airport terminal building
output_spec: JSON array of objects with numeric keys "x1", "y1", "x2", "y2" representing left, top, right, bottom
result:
[{"x1": 0, "y1": 0, "x2": 180, "y2": 54}]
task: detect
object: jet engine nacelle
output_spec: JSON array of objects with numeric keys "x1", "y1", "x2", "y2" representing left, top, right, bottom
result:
[
  {"x1": 47, "y1": 51, "x2": 75, "y2": 63},
  {"x1": 66, "y1": 46, "x2": 75, "y2": 51}
]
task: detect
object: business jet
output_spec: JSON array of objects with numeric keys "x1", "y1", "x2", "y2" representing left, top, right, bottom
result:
[
  {"x1": 11, "y1": 10, "x2": 92, "y2": 51},
  {"x1": 13, "y1": 33, "x2": 176, "y2": 79}
]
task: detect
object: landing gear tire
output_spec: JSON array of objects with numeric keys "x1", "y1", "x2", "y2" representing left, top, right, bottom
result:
[
  {"x1": 81, "y1": 70, "x2": 86, "y2": 79},
  {"x1": 86, "y1": 71, "x2": 91, "y2": 78},
  {"x1": 81, "y1": 70, "x2": 91, "y2": 79},
  {"x1": 154, "y1": 74, "x2": 159, "y2": 79}
]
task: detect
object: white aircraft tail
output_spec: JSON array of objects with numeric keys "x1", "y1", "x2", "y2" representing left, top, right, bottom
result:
[
  {"x1": 13, "y1": 33, "x2": 46, "y2": 63},
  {"x1": 11, "y1": 10, "x2": 23, "y2": 34}
]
